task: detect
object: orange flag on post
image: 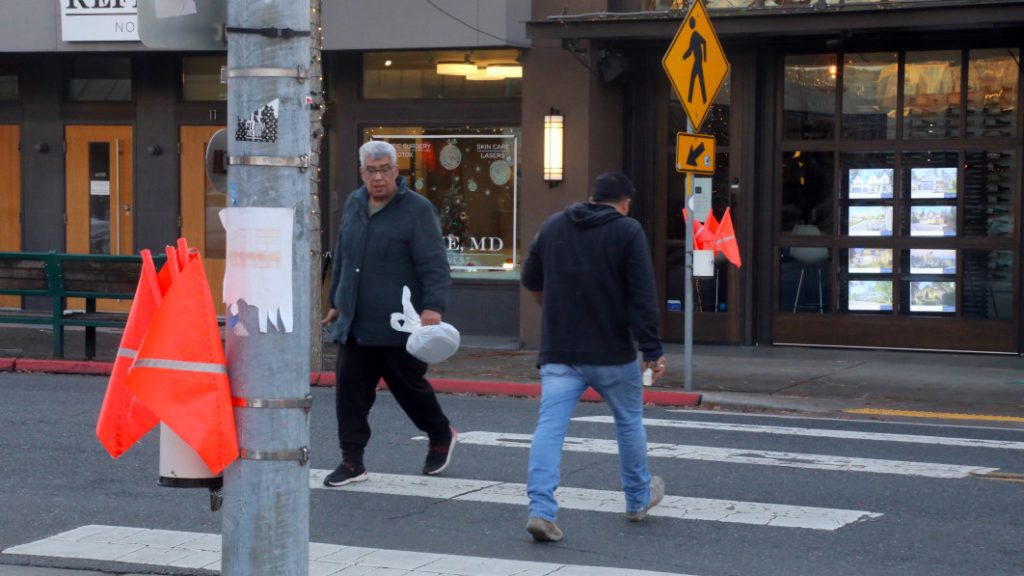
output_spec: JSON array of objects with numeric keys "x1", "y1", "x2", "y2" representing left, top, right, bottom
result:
[
  {"x1": 125, "y1": 247, "x2": 238, "y2": 474},
  {"x1": 713, "y1": 207, "x2": 742, "y2": 268},
  {"x1": 700, "y1": 210, "x2": 720, "y2": 243},
  {"x1": 96, "y1": 250, "x2": 162, "y2": 458}
]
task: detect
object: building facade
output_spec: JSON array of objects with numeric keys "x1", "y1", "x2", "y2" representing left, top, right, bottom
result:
[
  {"x1": 523, "y1": 0, "x2": 1024, "y2": 354},
  {"x1": 1, "y1": 1, "x2": 1022, "y2": 355}
]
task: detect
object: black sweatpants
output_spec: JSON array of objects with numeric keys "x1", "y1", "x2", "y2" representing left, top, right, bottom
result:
[{"x1": 335, "y1": 340, "x2": 451, "y2": 463}]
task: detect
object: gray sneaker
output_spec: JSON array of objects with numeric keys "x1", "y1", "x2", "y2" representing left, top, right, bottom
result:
[
  {"x1": 625, "y1": 475, "x2": 665, "y2": 522},
  {"x1": 526, "y1": 517, "x2": 564, "y2": 542}
]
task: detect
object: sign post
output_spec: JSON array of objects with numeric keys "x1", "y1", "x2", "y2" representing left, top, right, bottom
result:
[{"x1": 662, "y1": 0, "x2": 729, "y2": 392}]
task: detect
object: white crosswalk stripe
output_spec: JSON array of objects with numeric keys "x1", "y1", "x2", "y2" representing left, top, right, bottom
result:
[
  {"x1": 574, "y1": 415, "x2": 1024, "y2": 450},
  {"x1": 455, "y1": 430, "x2": 998, "y2": 479},
  {"x1": 311, "y1": 471, "x2": 881, "y2": 531},
  {"x1": 2, "y1": 525, "x2": 696, "y2": 576}
]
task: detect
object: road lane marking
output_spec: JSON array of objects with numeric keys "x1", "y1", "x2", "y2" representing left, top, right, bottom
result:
[
  {"x1": 970, "y1": 471, "x2": 1024, "y2": 484},
  {"x1": 575, "y1": 415, "x2": 1024, "y2": 450},
  {"x1": 666, "y1": 409, "x2": 1024, "y2": 433},
  {"x1": 311, "y1": 471, "x2": 881, "y2": 531},
  {"x1": 3, "y1": 524, "x2": 696, "y2": 576},
  {"x1": 455, "y1": 431, "x2": 998, "y2": 479},
  {"x1": 845, "y1": 408, "x2": 1024, "y2": 424}
]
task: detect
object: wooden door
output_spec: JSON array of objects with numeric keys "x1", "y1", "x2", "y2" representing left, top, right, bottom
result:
[
  {"x1": 0, "y1": 125, "x2": 21, "y2": 308},
  {"x1": 65, "y1": 125, "x2": 133, "y2": 311},
  {"x1": 180, "y1": 125, "x2": 227, "y2": 314}
]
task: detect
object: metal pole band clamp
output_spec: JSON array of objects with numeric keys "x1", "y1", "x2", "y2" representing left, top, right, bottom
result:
[
  {"x1": 232, "y1": 394, "x2": 313, "y2": 412},
  {"x1": 223, "y1": 65, "x2": 308, "y2": 83},
  {"x1": 227, "y1": 154, "x2": 309, "y2": 171},
  {"x1": 239, "y1": 447, "x2": 309, "y2": 465}
]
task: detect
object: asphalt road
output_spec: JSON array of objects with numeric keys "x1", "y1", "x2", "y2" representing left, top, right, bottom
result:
[{"x1": 1, "y1": 372, "x2": 1022, "y2": 576}]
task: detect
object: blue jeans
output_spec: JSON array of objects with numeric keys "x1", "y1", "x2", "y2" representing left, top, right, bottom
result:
[{"x1": 527, "y1": 362, "x2": 652, "y2": 521}]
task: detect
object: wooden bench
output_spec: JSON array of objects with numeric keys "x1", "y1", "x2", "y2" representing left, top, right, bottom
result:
[{"x1": 0, "y1": 251, "x2": 165, "y2": 359}]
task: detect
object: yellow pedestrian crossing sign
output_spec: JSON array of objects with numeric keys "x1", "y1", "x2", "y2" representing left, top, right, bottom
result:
[{"x1": 662, "y1": 0, "x2": 729, "y2": 131}]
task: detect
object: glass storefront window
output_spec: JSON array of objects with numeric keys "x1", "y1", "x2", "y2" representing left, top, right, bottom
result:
[
  {"x1": 364, "y1": 126, "x2": 520, "y2": 278},
  {"x1": 183, "y1": 56, "x2": 227, "y2": 102},
  {"x1": 961, "y1": 250, "x2": 1014, "y2": 320},
  {"x1": 0, "y1": 59, "x2": 17, "y2": 101},
  {"x1": 903, "y1": 51, "x2": 962, "y2": 140},
  {"x1": 781, "y1": 151, "x2": 834, "y2": 234},
  {"x1": 964, "y1": 150, "x2": 1015, "y2": 238},
  {"x1": 779, "y1": 247, "x2": 833, "y2": 313},
  {"x1": 67, "y1": 56, "x2": 131, "y2": 102},
  {"x1": 967, "y1": 49, "x2": 1018, "y2": 139},
  {"x1": 841, "y1": 52, "x2": 897, "y2": 140},
  {"x1": 784, "y1": 54, "x2": 836, "y2": 140},
  {"x1": 363, "y1": 50, "x2": 522, "y2": 100}
]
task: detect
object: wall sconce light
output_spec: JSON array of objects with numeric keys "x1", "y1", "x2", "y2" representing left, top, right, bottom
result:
[
  {"x1": 543, "y1": 109, "x2": 563, "y2": 187},
  {"x1": 34, "y1": 143, "x2": 49, "y2": 154}
]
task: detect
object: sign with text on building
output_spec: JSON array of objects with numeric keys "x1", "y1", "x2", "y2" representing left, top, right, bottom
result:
[
  {"x1": 61, "y1": 0, "x2": 140, "y2": 42},
  {"x1": 372, "y1": 134, "x2": 520, "y2": 272},
  {"x1": 675, "y1": 132, "x2": 715, "y2": 175},
  {"x1": 662, "y1": 0, "x2": 729, "y2": 130}
]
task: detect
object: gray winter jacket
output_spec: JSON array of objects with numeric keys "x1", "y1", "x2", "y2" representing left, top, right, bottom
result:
[{"x1": 328, "y1": 177, "x2": 451, "y2": 346}]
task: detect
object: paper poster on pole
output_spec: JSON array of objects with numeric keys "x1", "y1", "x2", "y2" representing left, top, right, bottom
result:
[{"x1": 219, "y1": 207, "x2": 294, "y2": 333}]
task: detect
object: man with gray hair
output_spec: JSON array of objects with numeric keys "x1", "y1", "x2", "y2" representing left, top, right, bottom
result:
[{"x1": 322, "y1": 140, "x2": 456, "y2": 486}]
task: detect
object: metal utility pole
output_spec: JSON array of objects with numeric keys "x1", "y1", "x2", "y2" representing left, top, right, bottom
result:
[{"x1": 222, "y1": 1, "x2": 312, "y2": 574}]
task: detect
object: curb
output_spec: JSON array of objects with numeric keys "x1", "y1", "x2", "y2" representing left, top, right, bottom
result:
[{"x1": 1, "y1": 359, "x2": 702, "y2": 408}]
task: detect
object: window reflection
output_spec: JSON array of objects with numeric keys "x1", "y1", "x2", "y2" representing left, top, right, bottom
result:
[
  {"x1": 784, "y1": 54, "x2": 836, "y2": 140},
  {"x1": 841, "y1": 52, "x2": 897, "y2": 140},
  {"x1": 903, "y1": 51, "x2": 961, "y2": 139},
  {"x1": 363, "y1": 50, "x2": 522, "y2": 100},
  {"x1": 779, "y1": 247, "x2": 833, "y2": 313},
  {"x1": 781, "y1": 151, "x2": 834, "y2": 234},
  {"x1": 68, "y1": 56, "x2": 131, "y2": 102},
  {"x1": 183, "y1": 57, "x2": 227, "y2": 102},
  {"x1": 364, "y1": 126, "x2": 520, "y2": 275},
  {"x1": 963, "y1": 150, "x2": 1015, "y2": 238},
  {"x1": 967, "y1": 49, "x2": 1018, "y2": 139}
]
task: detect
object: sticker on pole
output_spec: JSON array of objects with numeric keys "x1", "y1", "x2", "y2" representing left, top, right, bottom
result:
[{"x1": 235, "y1": 98, "x2": 279, "y2": 143}]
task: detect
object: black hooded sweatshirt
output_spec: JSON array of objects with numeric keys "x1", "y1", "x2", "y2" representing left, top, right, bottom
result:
[{"x1": 522, "y1": 202, "x2": 663, "y2": 366}]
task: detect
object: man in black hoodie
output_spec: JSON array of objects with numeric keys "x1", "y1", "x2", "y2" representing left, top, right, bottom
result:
[{"x1": 521, "y1": 172, "x2": 666, "y2": 542}]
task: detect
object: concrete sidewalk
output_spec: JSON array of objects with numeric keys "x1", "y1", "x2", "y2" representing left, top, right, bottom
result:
[{"x1": 2, "y1": 323, "x2": 1022, "y2": 418}]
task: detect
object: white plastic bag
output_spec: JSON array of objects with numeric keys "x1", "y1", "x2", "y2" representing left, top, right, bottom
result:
[{"x1": 390, "y1": 286, "x2": 460, "y2": 364}]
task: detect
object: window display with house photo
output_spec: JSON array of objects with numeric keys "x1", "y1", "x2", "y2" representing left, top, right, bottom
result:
[
  {"x1": 849, "y1": 168, "x2": 893, "y2": 199},
  {"x1": 908, "y1": 281, "x2": 956, "y2": 313},
  {"x1": 910, "y1": 205, "x2": 957, "y2": 237},
  {"x1": 910, "y1": 167, "x2": 957, "y2": 199},
  {"x1": 848, "y1": 248, "x2": 893, "y2": 273},
  {"x1": 909, "y1": 249, "x2": 956, "y2": 274},
  {"x1": 846, "y1": 205, "x2": 893, "y2": 236},
  {"x1": 846, "y1": 280, "x2": 893, "y2": 312}
]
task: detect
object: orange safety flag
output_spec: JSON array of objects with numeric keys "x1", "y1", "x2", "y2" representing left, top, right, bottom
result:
[
  {"x1": 713, "y1": 207, "x2": 742, "y2": 268},
  {"x1": 95, "y1": 250, "x2": 162, "y2": 458},
  {"x1": 700, "y1": 210, "x2": 720, "y2": 243},
  {"x1": 683, "y1": 208, "x2": 718, "y2": 252},
  {"x1": 125, "y1": 244, "x2": 238, "y2": 474}
]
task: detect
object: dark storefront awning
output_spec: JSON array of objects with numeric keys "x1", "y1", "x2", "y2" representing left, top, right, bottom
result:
[{"x1": 526, "y1": 0, "x2": 1024, "y2": 42}]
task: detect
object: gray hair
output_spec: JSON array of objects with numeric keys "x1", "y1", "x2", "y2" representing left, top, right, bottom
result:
[{"x1": 359, "y1": 140, "x2": 397, "y2": 167}]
